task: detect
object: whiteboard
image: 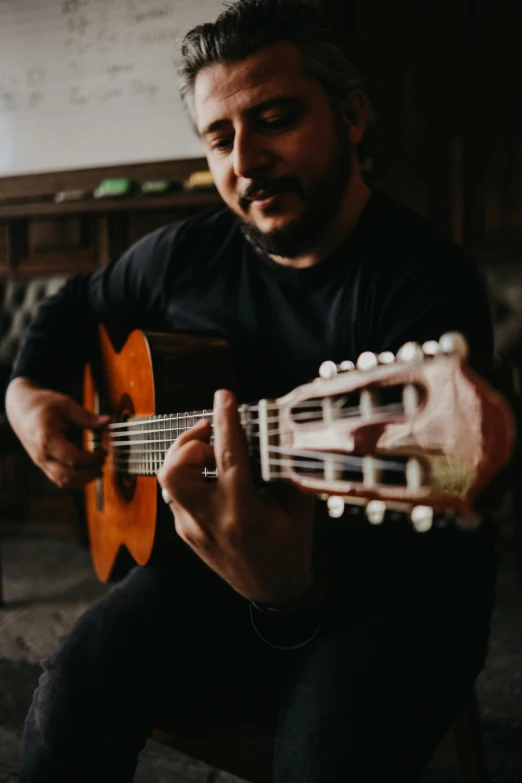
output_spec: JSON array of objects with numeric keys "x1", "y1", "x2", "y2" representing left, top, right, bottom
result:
[{"x1": 0, "y1": 0, "x2": 226, "y2": 176}]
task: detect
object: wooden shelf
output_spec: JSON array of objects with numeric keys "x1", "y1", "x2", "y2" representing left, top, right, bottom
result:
[{"x1": 0, "y1": 189, "x2": 223, "y2": 219}]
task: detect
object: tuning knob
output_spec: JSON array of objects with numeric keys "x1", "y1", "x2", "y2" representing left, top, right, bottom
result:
[
  {"x1": 411, "y1": 505, "x2": 433, "y2": 532},
  {"x1": 378, "y1": 351, "x2": 395, "y2": 365},
  {"x1": 396, "y1": 341, "x2": 423, "y2": 363},
  {"x1": 319, "y1": 360, "x2": 338, "y2": 379},
  {"x1": 327, "y1": 496, "x2": 345, "y2": 518},
  {"x1": 356, "y1": 351, "x2": 378, "y2": 371},
  {"x1": 339, "y1": 360, "x2": 355, "y2": 371},
  {"x1": 366, "y1": 500, "x2": 387, "y2": 524},
  {"x1": 422, "y1": 340, "x2": 441, "y2": 357},
  {"x1": 439, "y1": 332, "x2": 469, "y2": 359}
]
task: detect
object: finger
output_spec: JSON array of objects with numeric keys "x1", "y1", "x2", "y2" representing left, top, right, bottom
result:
[
  {"x1": 172, "y1": 418, "x2": 212, "y2": 451},
  {"x1": 44, "y1": 462, "x2": 103, "y2": 489},
  {"x1": 212, "y1": 389, "x2": 251, "y2": 489},
  {"x1": 159, "y1": 438, "x2": 215, "y2": 489},
  {"x1": 43, "y1": 435, "x2": 106, "y2": 471},
  {"x1": 158, "y1": 439, "x2": 215, "y2": 515},
  {"x1": 65, "y1": 398, "x2": 110, "y2": 430}
]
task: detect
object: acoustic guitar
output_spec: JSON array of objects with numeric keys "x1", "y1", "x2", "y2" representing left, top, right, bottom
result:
[{"x1": 84, "y1": 325, "x2": 515, "y2": 582}]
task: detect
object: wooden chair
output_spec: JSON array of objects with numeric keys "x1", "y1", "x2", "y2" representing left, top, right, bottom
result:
[{"x1": 153, "y1": 686, "x2": 489, "y2": 783}]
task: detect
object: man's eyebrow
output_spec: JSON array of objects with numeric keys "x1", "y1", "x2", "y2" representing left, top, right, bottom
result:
[{"x1": 199, "y1": 97, "x2": 303, "y2": 138}]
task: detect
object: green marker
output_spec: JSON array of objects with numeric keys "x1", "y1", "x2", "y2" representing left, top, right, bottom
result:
[
  {"x1": 140, "y1": 179, "x2": 180, "y2": 195},
  {"x1": 93, "y1": 179, "x2": 134, "y2": 199}
]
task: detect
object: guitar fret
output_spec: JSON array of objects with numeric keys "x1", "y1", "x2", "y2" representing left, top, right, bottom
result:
[
  {"x1": 161, "y1": 415, "x2": 165, "y2": 466},
  {"x1": 138, "y1": 420, "x2": 142, "y2": 475},
  {"x1": 156, "y1": 417, "x2": 160, "y2": 472},
  {"x1": 146, "y1": 419, "x2": 149, "y2": 475},
  {"x1": 144, "y1": 422, "x2": 147, "y2": 474},
  {"x1": 154, "y1": 420, "x2": 159, "y2": 473}
]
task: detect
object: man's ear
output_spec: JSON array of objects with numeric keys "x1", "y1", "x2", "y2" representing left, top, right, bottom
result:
[{"x1": 340, "y1": 89, "x2": 369, "y2": 144}]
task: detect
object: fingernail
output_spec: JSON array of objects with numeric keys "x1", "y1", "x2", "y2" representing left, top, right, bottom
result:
[{"x1": 214, "y1": 389, "x2": 228, "y2": 408}]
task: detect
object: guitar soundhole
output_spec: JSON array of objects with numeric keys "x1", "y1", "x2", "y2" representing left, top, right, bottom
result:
[{"x1": 113, "y1": 393, "x2": 137, "y2": 503}]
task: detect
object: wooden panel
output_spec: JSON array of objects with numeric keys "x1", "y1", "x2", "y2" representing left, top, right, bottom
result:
[
  {"x1": 459, "y1": 3, "x2": 522, "y2": 252},
  {"x1": 357, "y1": 1, "x2": 461, "y2": 236},
  {"x1": 0, "y1": 223, "x2": 10, "y2": 272},
  {"x1": 0, "y1": 190, "x2": 221, "y2": 219},
  {"x1": 9, "y1": 215, "x2": 99, "y2": 276},
  {"x1": 28, "y1": 218, "x2": 87, "y2": 252},
  {"x1": 322, "y1": 0, "x2": 521, "y2": 249}
]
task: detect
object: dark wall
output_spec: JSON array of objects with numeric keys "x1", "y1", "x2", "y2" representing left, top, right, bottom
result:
[{"x1": 321, "y1": 0, "x2": 522, "y2": 259}]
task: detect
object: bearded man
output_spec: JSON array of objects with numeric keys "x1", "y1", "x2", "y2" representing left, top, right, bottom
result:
[{"x1": 6, "y1": 1, "x2": 496, "y2": 781}]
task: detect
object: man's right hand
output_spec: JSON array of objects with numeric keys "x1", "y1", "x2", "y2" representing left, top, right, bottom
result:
[{"x1": 5, "y1": 377, "x2": 110, "y2": 489}]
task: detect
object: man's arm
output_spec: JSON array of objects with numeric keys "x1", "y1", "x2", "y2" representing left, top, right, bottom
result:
[
  {"x1": 8, "y1": 227, "x2": 173, "y2": 393},
  {"x1": 5, "y1": 225, "x2": 176, "y2": 488}
]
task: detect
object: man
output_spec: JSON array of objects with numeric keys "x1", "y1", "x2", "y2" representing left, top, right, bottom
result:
[{"x1": 6, "y1": 1, "x2": 497, "y2": 781}]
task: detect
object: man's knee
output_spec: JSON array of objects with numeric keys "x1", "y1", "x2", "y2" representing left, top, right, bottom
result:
[{"x1": 27, "y1": 614, "x2": 110, "y2": 744}]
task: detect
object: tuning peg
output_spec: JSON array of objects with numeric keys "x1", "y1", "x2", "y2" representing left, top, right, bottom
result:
[
  {"x1": 422, "y1": 340, "x2": 441, "y2": 357},
  {"x1": 319, "y1": 360, "x2": 338, "y2": 379},
  {"x1": 411, "y1": 505, "x2": 433, "y2": 532},
  {"x1": 378, "y1": 351, "x2": 395, "y2": 365},
  {"x1": 439, "y1": 332, "x2": 469, "y2": 359},
  {"x1": 327, "y1": 495, "x2": 345, "y2": 518},
  {"x1": 396, "y1": 342, "x2": 424, "y2": 363},
  {"x1": 339, "y1": 360, "x2": 355, "y2": 371},
  {"x1": 356, "y1": 351, "x2": 378, "y2": 371},
  {"x1": 366, "y1": 500, "x2": 387, "y2": 524}
]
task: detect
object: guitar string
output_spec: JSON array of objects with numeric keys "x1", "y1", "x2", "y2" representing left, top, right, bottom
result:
[
  {"x1": 107, "y1": 398, "x2": 356, "y2": 426},
  {"x1": 107, "y1": 408, "x2": 351, "y2": 437},
  {"x1": 106, "y1": 403, "x2": 406, "y2": 445},
  {"x1": 107, "y1": 448, "x2": 409, "y2": 473},
  {"x1": 106, "y1": 451, "x2": 402, "y2": 468},
  {"x1": 107, "y1": 458, "x2": 408, "y2": 476},
  {"x1": 105, "y1": 395, "x2": 376, "y2": 430}
]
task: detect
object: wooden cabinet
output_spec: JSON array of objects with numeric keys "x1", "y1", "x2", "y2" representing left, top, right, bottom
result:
[
  {"x1": 7, "y1": 216, "x2": 99, "y2": 275},
  {"x1": 0, "y1": 159, "x2": 223, "y2": 277}
]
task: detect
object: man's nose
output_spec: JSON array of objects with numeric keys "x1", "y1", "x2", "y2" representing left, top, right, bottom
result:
[{"x1": 232, "y1": 128, "x2": 273, "y2": 179}]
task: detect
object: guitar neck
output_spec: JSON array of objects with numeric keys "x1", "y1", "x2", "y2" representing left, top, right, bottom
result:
[{"x1": 107, "y1": 404, "x2": 262, "y2": 476}]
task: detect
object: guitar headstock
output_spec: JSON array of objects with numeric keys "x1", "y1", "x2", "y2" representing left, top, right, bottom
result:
[{"x1": 271, "y1": 333, "x2": 515, "y2": 531}]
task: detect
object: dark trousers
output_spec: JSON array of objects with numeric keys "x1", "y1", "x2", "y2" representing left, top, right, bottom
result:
[{"x1": 20, "y1": 517, "x2": 497, "y2": 783}]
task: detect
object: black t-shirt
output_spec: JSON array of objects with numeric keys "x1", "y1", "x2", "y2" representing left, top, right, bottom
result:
[{"x1": 11, "y1": 189, "x2": 493, "y2": 398}]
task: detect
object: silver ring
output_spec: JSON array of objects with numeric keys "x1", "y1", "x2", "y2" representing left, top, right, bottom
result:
[{"x1": 161, "y1": 487, "x2": 172, "y2": 505}]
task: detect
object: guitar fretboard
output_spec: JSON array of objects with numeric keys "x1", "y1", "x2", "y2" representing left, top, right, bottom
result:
[{"x1": 105, "y1": 405, "x2": 257, "y2": 476}]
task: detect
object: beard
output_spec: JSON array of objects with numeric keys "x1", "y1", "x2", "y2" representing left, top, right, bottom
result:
[{"x1": 236, "y1": 129, "x2": 353, "y2": 259}]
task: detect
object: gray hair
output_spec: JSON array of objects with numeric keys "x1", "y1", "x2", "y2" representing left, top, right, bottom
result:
[{"x1": 177, "y1": 0, "x2": 370, "y2": 130}]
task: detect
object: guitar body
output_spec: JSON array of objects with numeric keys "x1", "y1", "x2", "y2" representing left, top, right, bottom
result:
[{"x1": 84, "y1": 325, "x2": 236, "y2": 582}]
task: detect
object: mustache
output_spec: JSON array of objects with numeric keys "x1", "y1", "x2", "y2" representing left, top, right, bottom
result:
[{"x1": 239, "y1": 177, "x2": 303, "y2": 210}]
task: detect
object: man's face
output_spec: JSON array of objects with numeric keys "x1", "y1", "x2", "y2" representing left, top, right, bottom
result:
[{"x1": 194, "y1": 42, "x2": 354, "y2": 258}]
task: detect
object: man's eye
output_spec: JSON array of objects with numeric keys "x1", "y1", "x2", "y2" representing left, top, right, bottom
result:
[
  {"x1": 262, "y1": 113, "x2": 298, "y2": 129},
  {"x1": 211, "y1": 138, "x2": 232, "y2": 151}
]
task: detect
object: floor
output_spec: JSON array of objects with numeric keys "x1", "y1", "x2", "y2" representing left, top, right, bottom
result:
[{"x1": 0, "y1": 527, "x2": 521, "y2": 782}]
